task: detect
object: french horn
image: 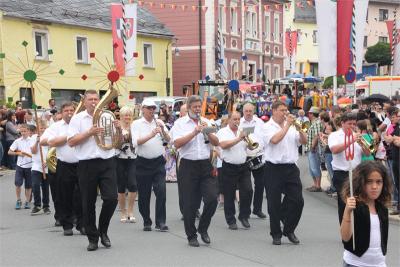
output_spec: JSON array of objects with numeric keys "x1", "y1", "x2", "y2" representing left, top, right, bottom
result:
[{"x1": 46, "y1": 95, "x2": 86, "y2": 173}]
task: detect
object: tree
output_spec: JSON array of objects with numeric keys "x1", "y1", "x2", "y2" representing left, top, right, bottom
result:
[
  {"x1": 322, "y1": 76, "x2": 346, "y2": 89},
  {"x1": 365, "y1": 42, "x2": 391, "y2": 67}
]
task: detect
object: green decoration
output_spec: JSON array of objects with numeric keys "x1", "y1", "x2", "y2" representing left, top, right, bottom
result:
[
  {"x1": 0, "y1": 53, "x2": 5, "y2": 59},
  {"x1": 48, "y1": 49, "x2": 53, "y2": 55},
  {"x1": 23, "y1": 69, "x2": 37, "y2": 82},
  {"x1": 58, "y1": 69, "x2": 65, "y2": 75},
  {"x1": 7, "y1": 97, "x2": 13, "y2": 103},
  {"x1": 22, "y1": 41, "x2": 28, "y2": 47},
  {"x1": 32, "y1": 103, "x2": 37, "y2": 109}
]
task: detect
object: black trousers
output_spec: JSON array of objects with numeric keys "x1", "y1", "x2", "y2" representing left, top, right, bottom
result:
[
  {"x1": 333, "y1": 170, "x2": 349, "y2": 224},
  {"x1": 57, "y1": 160, "x2": 82, "y2": 230},
  {"x1": 222, "y1": 161, "x2": 253, "y2": 225},
  {"x1": 179, "y1": 158, "x2": 218, "y2": 240},
  {"x1": 31, "y1": 170, "x2": 50, "y2": 208},
  {"x1": 136, "y1": 156, "x2": 166, "y2": 226},
  {"x1": 77, "y1": 158, "x2": 118, "y2": 243},
  {"x1": 264, "y1": 162, "x2": 304, "y2": 238},
  {"x1": 251, "y1": 165, "x2": 266, "y2": 213},
  {"x1": 177, "y1": 157, "x2": 201, "y2": 215},
  {"x1": 48, "y1": 171, "x2": 61, "y2": 221},
  {"x1": 116, "y1": 158, "x2": 137, "y2": 193}
]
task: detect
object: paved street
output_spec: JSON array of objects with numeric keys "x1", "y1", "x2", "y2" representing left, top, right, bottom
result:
[{"x1": 1, "y1": 156, "x2": 399, "y2": 267}]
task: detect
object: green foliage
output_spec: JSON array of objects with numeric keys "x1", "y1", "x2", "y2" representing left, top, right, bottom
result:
[
  {"x1": 322, "y1": 76, "x2": 346, "y2": 89},
  {"x1": 365, "y1": 42, "x2": 391, "y2": 66}
]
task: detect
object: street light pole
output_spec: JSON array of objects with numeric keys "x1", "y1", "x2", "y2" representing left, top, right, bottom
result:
[{"x1": 166, "y1": 43, "x2": 171, "y2": 96}]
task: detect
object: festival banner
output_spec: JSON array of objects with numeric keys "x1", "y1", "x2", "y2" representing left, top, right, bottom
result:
[
  {"x1": 354, "y1": 0, "x2": 369, "y2": 74},
  {"x1": 111, "y1": 3, "x2": 137, "y2": 76},
  {"x1": 336, "y1": 0, "x2": 354, "y2": 76},
  {"x1": 285, "y1": 30, "x2": 298, "y2": 74}
]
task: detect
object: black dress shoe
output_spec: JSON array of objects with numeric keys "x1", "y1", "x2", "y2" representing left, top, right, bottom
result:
[
  {"x1": 253, "y1": 211, "x2": 267, "y2": 219},
  {"x1": 188, "y1": 238, "x2": 200, "y2": 247},
  {"x1": 284, "y1": 232, "x2": 300, "y2": 244},
  {"x1": 143, "y1": 225, "x2": 152, "y2": 231},
  {"x1": 87, "y1": 242, "x2": 98, "y2": 251},
  {"x1": 228, "y1": 223, "x2": 238, "y2": 230},
  {"x1": 63, "y1": 229, "x2": 73, "y2": 236},
  {"x1": 77, "y1": 227, "x2": 86, "y2": 236},
  {"x1": 272, "y1": 237, "x2": 281, "y2": 245},
  {"x1": 239, "y1": 218, "x2": 250, "y2": 229},
  {"x1": 100, "y1": 233, "x2": 111, "y2": 248},
  {"x1": 155, "y1": 224, "x2": 169, "y2": 232},
  {"x1": 199, "y1": 232, "x2": 211, "y2": 244}
]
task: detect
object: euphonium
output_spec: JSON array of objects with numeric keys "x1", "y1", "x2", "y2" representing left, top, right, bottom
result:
[
  {"x1": 93, "y1": 84, "x2": 122, "y2": 150},
  {"x1": 46, "y1": 94, "x2": 86, "y2": 173}
]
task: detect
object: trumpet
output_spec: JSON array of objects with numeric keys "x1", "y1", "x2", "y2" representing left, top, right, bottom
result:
[
  {"x1": 154, "y1": 115, "x2": 168, "y2": 146},
  {"x1": 196, "y1": 113, "x2": 209, "y2": 144},
  {"x1": 239, "y1": 127, "x2": 259, "y2": 150},
  {"x1": 358, "y1": 134, "x2": 377, "y2": 154},
  {"x1": 292, "y1": 120, "x2": 311, "y2": 133}
]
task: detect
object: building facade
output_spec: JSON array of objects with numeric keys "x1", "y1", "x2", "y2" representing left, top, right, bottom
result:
[
  {"x1": 149, "y1": 0, "x2": 286, "y2": 96},
  {"x1": 0, "y1": 0, "x2": 174, "y2": 108}
]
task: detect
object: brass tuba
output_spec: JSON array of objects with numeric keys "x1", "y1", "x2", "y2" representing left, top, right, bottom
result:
[
  {"x1": 92, "y1": 84, "x2": 122, "y2": 150},
  {"x1": 46, "y1": 95, "x2": 86, "y2": 173}
]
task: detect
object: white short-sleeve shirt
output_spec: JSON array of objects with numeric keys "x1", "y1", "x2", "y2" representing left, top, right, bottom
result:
[
  {"x1": 10, "y1": 137, "x2": 32, "y2": 168},
  {"x1": 328, "y1": 129, "x2": 362, "y2": 171},
  {"x1": 67, "y1": 110, "x2": 116, "y2": 160},
  {"x1": 46, "y1": 119, "x2": 79, "y2": 164},
  {"x1": 30, "y1": 134, "x2": 49, "y2": 173},
  {"x1": 131, "y1": 117, "x2": 167, "y2": 159},
  {"x1": 217, "y1": 126, "x2": 247, "y2": 164},
  {"x1": 261, "y1": 118, "x2": 300, "y2": 164},
  {"x1": 171, "y1": 115, "x2": 214, "y2": 160}
]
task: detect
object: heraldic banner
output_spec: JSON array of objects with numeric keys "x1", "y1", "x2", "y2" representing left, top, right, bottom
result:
[{"x1": 111, "y1": 2, "x2": 137, "y2": 76}]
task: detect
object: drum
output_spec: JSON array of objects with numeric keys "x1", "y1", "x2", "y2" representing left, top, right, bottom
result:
[{"x1": 247, "y1": 155, "x2": 265, "y2": 170}]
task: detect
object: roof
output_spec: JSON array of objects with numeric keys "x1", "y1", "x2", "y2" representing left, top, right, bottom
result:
[
  {"x1": 294, "y1": 1, "x2": 316, "y2": 24},
  {"x1": 0, "y1": 0, "x2": 174, "y2": 38}
]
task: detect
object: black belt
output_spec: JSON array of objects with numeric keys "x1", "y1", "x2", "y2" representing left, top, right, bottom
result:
[
  {"x1": 223, "y1": 161, "x2": 247, "y2": 168},
  {"x1": 180, "y1": 158, "x2": 209, "y2": 163},
  {"x1": 265, "y1": 161, "x2": 296, "y2": 166},
  {"x1": 79, "y1": 157, "x2": 114, "y2": 163}
]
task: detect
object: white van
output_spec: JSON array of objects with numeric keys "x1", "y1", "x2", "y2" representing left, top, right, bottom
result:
[{"x1": 142, "y1": 96, "x2": 187, "y2": 115}]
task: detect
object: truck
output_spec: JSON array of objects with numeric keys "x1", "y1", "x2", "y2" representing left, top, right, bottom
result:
[{"x1": 356, "y1": 76, "x2": 400, "y2": 99}]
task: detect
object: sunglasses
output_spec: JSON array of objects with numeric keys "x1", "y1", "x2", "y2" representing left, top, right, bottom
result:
[{"x1": 144, "y1": 106, "x2": 156, "y2": 110}]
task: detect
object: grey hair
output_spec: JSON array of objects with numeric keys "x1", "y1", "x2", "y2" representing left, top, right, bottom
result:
[{"x1": 187, "y1": 95, "x2": 202, "y2": 108}]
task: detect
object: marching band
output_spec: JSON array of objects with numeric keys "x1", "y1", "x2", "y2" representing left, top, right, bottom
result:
[{"x1": 6, "y1": 87, "x2": 399, "y2": 261}]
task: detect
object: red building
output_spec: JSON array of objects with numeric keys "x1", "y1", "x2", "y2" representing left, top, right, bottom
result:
[{"x1": 147, "y1": 0, "x2": 286, "y2": 96}]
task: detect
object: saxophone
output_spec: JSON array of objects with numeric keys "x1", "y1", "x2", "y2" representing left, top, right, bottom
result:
[
  {"x1": 46, "y1": 95, "x2": 85, "y2": 173},
  {"x1": 93, "y1": 84, "x2": 122, "y2": 150}
]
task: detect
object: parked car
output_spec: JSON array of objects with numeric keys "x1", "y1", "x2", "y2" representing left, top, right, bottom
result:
[{"x1": 142, "y1": 96, "x2": 187, "y2": 115}]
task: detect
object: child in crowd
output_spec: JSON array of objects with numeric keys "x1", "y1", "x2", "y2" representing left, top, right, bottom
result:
[
  {"x1": 8, "y1": 124, "x2": 32, "y2": 209},
  {"x1": 30, "y1": 122, "x2": 50, "y2": 215},
  {"x1": 340, "y1": 161, "x2": 391, "y2": 267}
]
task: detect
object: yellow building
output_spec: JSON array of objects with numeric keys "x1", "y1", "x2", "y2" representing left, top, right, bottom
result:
[
  {"x1": 284, "y1": 1, "x2": 319, "y2": 77},
  {"x1": 0, "y1": 0, "x2": 174, "y2": 108}
]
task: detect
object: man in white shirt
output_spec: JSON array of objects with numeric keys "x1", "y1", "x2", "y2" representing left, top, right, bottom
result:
[
  {"x1": 240, "y1": 103, "x2": 266, "y2": 219},
  {"x1": 67, "y1": 90, "x2": 119, "y2": 252},
  {"x1": 261, "y1": 101, "x2": 307, "y2": 246},
  {"x1": 173, "y1": 95, "x2": 219, "y2": 247},
  {"x1": 328, "y1": 112, "x2": 368, "y2": 223},
  {"x1": 218, "y1": 111, "x2": 253, "y2": 230},
  {"x1": 47, "y1": 102, "x2": 83, "y2": 235},
  {"x1": 131, "y1": 99, "x2": 170, "y2": 232}
]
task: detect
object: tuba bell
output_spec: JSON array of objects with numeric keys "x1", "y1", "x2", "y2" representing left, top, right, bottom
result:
[
  {"x1": 46, "y1": 94, "x2": 86, "y2": 173},
  {"x1": 92, "y1": 84, "x2": 122, "y2": 150}
]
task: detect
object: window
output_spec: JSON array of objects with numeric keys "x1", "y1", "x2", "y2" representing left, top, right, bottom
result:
[
  {"x1": 218, "y1": 5, "x2": 226, "y2": 32},
  {"x1": 378, "y1": 36, "x2": 388, "y2": 43},
  {"x1": 274, "y1": 16, "x2": 279, "y2": 42},
  {"x1": 51, "y1": 89, "x2": 86, "y2": 107},
  {"x1": 76, "y1": 37, "x2": 88, "y2": 63},
  {"x1": 248, "y1": 63, "x2": 256, "y2": 81},
  {"x1": 252, "y1": 13, "x2": 257, "y2": 38},
  {"x1": 231, "y1": 60, "x2": 238, "y2": 79},
  {"x1": 299, "y1": 62, "x2": 304, "y2": 74},
  {"x1": 34, "y1": 31, "x2": 49, "y2": 59},
  {"x1": 297, "y1": 31, "x2": 302, "y2": 44},
  {"x1": 379, "y1": 9, "x2": 388, "y2": 21},
  {"x1": 313, "y1": 30, "x2": 318, "y2": 44},
  {"x1": 246, "y1": 11, "x2": 257, "y2": 38},
  {"x1": 19, "y1": 88, "x2": 32, "y2": 109},
  {"x1": 264, "y1": 65, "x2": 270, "y2": 81},
  {"x1": 363, "y1": 36, "x2": 368, "y2": 48},
  {"x1": 273, "y1": 65, "x2": 280, "y2": 79},
  {"x1": 143, "y1": 44, "x2": 153, "y2": 67},
  {"x1": 230, "y1": 7, "x2": 237, "y2": 34},
  {"x1": 265, "y1": 14, "x2": 270, "y2": 41}
]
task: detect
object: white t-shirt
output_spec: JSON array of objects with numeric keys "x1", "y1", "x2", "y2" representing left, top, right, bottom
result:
[
  {"x1": 343, "y1": 214, "x2": 386, "y2": 267},
  {"x1": 217, "y1": 126, "x2": 247, "y2": 164},
  {"x1": 10, "y1": 137, "x2": 32, "y2": 168},
  {"x1": 328, "y1": 129, "x2": 362, "y2": 171},
  {"x1": 261, "y1": 118, "x2": 301, "y2": 164},
  {"x1": 30, "y1": 134, "x2": 49, "y2": 173}
]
